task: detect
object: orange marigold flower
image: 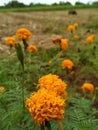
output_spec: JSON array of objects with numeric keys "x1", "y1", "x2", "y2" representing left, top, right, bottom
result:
[
  {"x1": 48, "y1": 60, "x2": 52, "y2": 64},
  {"x1": 52, "y1": 37, "x2": 61, "y2": 44},
  {"x1": 62, "y1": 59, "x2": 74, "y2": 70},
  {"x1": 74, "y1": 35, "x2": 79, "y2": 40},
  {"x1": 27, "y1": 45, "x2": 38, "y2": 53},
  {"x1": 91, "y1": 34, "x2": 95, "y2": 39},
  {"x1": 38, "y1": 74, "x2": 67, "y2": 97},
  {"x1": 25, "y1": 88, "x2": 65, "y2": 126},
  {"x1": 81, "y1": 83, "x2": 94, "y2": 94},
  {"x1": 86, "y1": 34, "x2": 95, "y2": 44},
  {"x1": 67, "y1": 25, "x2": 75, "y2": 32},
  {"x1": 73, "y1": 23, "x2": 78, "y2": 29},
  {"x1": 60, "y1": 39, "x2": 68, "y2": 50},
  {"x1": 5, "y1": 37, "x2": 16, "y2": 46},
  {"x1": 16, "y1": 28, "x2": 32, "y2": 41},
  {"x1": 0, "y1": 86, "x2": 6, "y2": 92}
]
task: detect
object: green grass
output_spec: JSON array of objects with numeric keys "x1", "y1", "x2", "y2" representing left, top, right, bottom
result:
[
  {"x1": 1, "y1": 36, "x2": 98, "y2": 129},
  {"x1": 0, "y1": 4, "x2": 98, "y2": 12},
  {"x1": 0, "y1": 14, "x2": 98, "y2": 130}
]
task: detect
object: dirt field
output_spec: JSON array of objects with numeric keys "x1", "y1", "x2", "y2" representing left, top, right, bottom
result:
[{"x1": 0, "y1": 9, "x2": 98, "y2": 53}]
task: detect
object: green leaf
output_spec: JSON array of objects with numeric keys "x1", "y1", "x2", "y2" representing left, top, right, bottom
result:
[{"x1": 40, "y1": 123, "x2": 45, "y2": 130}]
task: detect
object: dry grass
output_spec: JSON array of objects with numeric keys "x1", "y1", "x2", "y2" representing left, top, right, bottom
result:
[{"x1": 0, "y1": 9, "x2": 98, "y2": 52}]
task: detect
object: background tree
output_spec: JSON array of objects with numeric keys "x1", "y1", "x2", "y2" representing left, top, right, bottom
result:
[{"x1": 5, "y1": 0, "x2": 26, "y2": 8}]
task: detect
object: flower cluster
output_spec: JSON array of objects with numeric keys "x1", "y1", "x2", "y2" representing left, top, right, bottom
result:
[
  {"x1": 5, "y1": 28, "x2": 32, "y2": 47},
  {"x1": 26, "y1": 74, "x2": 67, "y2": 126},
  {"x1": 62, "y1": 59, "x2": 74, "y2": 70},
  {"x1": 81, "y1": 83, "x2": 94, "y2": 94},
  {"x1": 67, "y1": 23, "x2": 78, "y2": 33},
  {"x1": 60, "y1": 39, "x2": 68, "y2": 50},
  {"x1": 25, "y1": 88, "x2": 65, "y2": 126},
  {"x1": 5, "y1": 28, "x2": 38, "y2": 71},
  {"x1": 86, "y1": 34, "x2": 95, "y2": 44},
  {"x1": 16, "y1": 28, "x2": 32, "y2": 41},
  {"x1": 5, "y1": 28, "x2": 38, "y2": 54},
  {"x1": 38, "y1": 74, "x2": 67, "y2": 97}
]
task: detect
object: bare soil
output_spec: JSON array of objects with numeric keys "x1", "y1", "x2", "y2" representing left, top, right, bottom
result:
[{"x1": 0, "y1": 9, "x2": 98, "y2": 53}]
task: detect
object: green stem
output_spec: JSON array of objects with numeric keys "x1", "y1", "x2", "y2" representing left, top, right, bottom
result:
[
  {"x1": 40, "y1": 121, "x2": 51, "y2": 130},
  {"x1": 21, "y1": 66, "x2": 25, "y2": 110},
  {"x1": 23, "y1": 39, "x2": 28, "y2": 51},
  {"x1": 40, "y1": 123, "x2": 45, "y2": 130},
  {"x1": 45, "y1": 121, "x2": 52, "y2": 130},
  {"x1": 15, "y1": 43, "x2": 24, "y2": 71}
]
